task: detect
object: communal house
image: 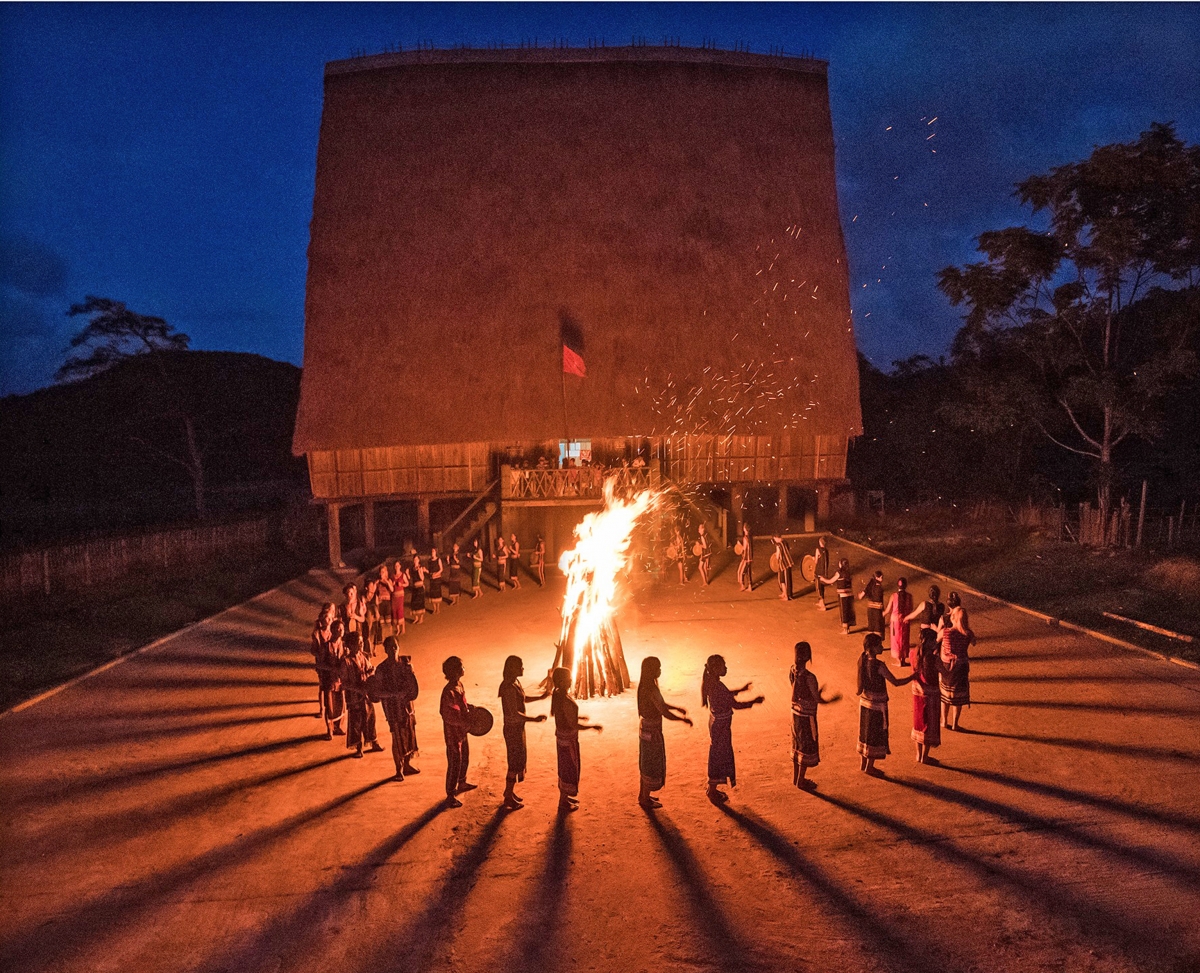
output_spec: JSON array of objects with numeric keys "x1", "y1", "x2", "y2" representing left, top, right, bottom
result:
[{"x1": 293, "y1": 45, "x2": 862, "y2": 567}]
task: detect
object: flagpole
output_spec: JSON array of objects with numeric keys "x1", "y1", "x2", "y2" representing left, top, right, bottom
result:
[{"x1": 561, "y1": 366, "x2": 569, "y2": 443}]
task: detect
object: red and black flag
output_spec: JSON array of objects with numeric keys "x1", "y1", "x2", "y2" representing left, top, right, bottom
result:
[{"x1": 560, "y1": 313, "x2": 586, "y2": 378}]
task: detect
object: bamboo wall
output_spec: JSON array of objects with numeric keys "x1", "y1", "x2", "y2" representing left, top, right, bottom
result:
[{"x1": 307, "y1": 443, "x2": 491, "y2": 500}]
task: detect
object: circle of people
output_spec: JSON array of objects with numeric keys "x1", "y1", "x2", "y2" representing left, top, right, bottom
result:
[{"x1": 310, "y1": 536, "x2": 977, "y2": 810}]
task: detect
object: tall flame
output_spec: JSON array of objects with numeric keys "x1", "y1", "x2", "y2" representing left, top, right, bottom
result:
[{"x1": 554, "y1": 479, "x2": 658, "y2": 698}]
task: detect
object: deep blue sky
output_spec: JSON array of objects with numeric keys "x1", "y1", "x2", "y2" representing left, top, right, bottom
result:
[{"x1": 2, "y1": 3, "x2": 1198, "y2": 396}]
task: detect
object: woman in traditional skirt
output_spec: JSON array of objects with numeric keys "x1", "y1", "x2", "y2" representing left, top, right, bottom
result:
[
  {"x1": 340, "y1": 633, "x2": 383, "y2": 758},
  {"x1": 858, "y1": 570, "x2": 885, "y2": 639},
  {"x1": 857, "y1": 633, "x2": 912, "y2": 774},
  {"x1": 819, "y1": 559, "x2": 856, "y2": 635},
  {"x1": 376, "y1": 637, "x2": 419, "y2": 780},
  {"x1": 390, "y1": 559, "x2": 407, "y2": 636},
  {"x1": 912, "y1": 627, "x2": 943, "y2": 763},
  {"x1": 311, "y1": 602, "x2": 336, "y2": 724},
  {"x1": 320, "y1": 619, "x2": 347, "y2": 738},
  {"x1": 701, "y1": 654, "x2": 764, "y2": 803},
  {"x1": 737, "y1": 522, "x2": 753, "y2": 592},
  {"x1": 508, "y1": 533, "x2": 522, "y2": 589},
  {"x1": 533, "y1": 535, "x2": 546, "y2": 587},
  {"x1": 696, "y1": 523, "x2": 712, "y2": 586},
  {"x1": 938, "y1": 592, "x2": 975, "y2": 730},
  {"x1": 884, "y1": 576, "x2": 914, "y2": 666},
  {"x1": 637, "y1": 656, "x2": 693, "y2": 810},
  {"x1": 672, "y1": 525, "x2": 688, "y2": 584},
  {"x1": 375, "y1": 565, "x2": 395, "y2": 639},
  {"x1": 496, "y1": 536, "x2": 509, "y2": 592},
  {"x1": 470, "y1": 540, "x2": 484, "y2": 599},
  {"x1": 550, "y1": 666, "x2": 603, "y2": 812},
  {"x1": 427, "y1": 548, "x2": 445, "y2": 615},
  {"x1": 498, "y1": 655, "x2": 549, "y2": 809},
  {"x1": 446, "y1": 542, "x2": 462, "y2": 603},
  {"x1": 789, "y1": 641, "x2": 821, "y2": 788},
  {"x1": 362, "y1": 579, "x2": 381, "y2": 655},
  {"x1": 340, "y1": 583, "x2": 366, "y2": 645},
  {"x1": 905, "y1": 584, "x2": 944, "y2": 642},
  {"x1": 408, "y1": 555, "x2": 428, "y2": 624}
]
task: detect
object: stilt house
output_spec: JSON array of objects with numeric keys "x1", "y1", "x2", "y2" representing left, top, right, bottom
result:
[{"x1": 293, "y1": 46, "x2": 862, "y2": 567}]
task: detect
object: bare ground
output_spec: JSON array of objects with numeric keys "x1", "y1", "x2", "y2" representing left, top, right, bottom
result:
[{"x1": 2, "y1": 544, "x2": 1198, "y2": 973}]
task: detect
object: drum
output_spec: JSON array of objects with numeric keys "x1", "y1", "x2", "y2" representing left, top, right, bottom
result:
[
  {"x1": 365, "y1": 673, "x2": 383, "y2": 703},
  {"x1": 467, "y1": 704, "x2": 494, "y2": 737},
  {"x1": 692, "y1": 542, "x2": 704, "y2": 557},
  {"x1": 665, "y1": 545, "x2": 678, "y2": 561},
  {"x1": 734, "y1": 541, "x2": 744, "y2": 557},
  {"x1": 801, "y1": 554, "x2": 817, "y2": 583},
  {"x1": 770, "y1": 551, "x2": 781, "y2": 574}
]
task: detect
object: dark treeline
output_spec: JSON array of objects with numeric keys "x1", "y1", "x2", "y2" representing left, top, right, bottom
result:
[{"x1": 0, "y1": 351, "x2": 309, "y2": 550}]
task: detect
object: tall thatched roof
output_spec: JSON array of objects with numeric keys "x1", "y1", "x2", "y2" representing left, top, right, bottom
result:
[{"x1": 293, "y1": 46, "x2": 862, "y2": 455}]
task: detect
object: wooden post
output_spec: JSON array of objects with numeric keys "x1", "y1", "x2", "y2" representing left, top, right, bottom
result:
[
  {"x1": 816, "y1": 485, "x2": 831, "y2": 525},
  {"x1": 1136, "y1": 481, "x2": 1147, "y2": 548},
  {"x1": 804, "y1": 491, "x2": 816, "y2": 533},
  {"x1": 327, "y1": 503, "x2": 344, "y2": 568},
  {"x1": 363, "y1": 500, "x2": 376, "y2": 552},
  {"x1": 417, "y1": 499, "x2": 431, "y2": 547}
]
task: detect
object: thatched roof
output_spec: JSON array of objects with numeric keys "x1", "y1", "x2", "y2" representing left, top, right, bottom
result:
[{"x1": 293, "y1": 47, "x2": 862, "y2": 455}]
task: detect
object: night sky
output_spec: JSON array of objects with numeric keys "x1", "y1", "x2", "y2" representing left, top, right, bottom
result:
[{"x1": 2, "y1": 3, "x2": 1197, "y2": 396}]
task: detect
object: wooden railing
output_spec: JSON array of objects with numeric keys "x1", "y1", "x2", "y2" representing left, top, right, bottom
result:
[{"x1": 501, "y1": 465, "x2": 653, "y2": 501}]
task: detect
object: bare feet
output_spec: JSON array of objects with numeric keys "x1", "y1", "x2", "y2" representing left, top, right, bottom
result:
[
  {"x1": 368, "y1": 742, "x2": 384, "y2": 753},
  {"x1": 446, "y1": 796, "x2": 463, "y2": 808},
  {"x1": 457, "y1": 782, "x2": 478, "y2": 793},
  {"x1": 402, "y1": 763, "x2": 420, "y2": 776}
]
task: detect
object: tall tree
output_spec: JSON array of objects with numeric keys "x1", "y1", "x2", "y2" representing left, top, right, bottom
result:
[
  {"x1": 939, "y1": 123, "x2": 1200, "y2": 523},
  {"x1": 58, "y1": 296, "x2": 209, "y2": 517}
]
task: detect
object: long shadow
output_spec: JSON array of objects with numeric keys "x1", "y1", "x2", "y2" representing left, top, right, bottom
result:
[
  {"x1": 958, "y1": 726, "x2": 1200, "y2": 763},
  {"x1": 116, "y1": 675, "x2": 314, "y2": 689},
  {"x1": 142, "y1": 646, "x2": 314, "y2": 669},
  {"x1": 505, "y1": 805, "x2": 573, "y2": 973},
  {"x1": 14, "y1": 753, "x2": 350, "y2": 859},
  {"x1": 0, "y1": 778, "x2": 390, "y2": 972},
  {"x1": 643, "y1": 810, "x2": 771, "y2": 972},
  {"x1": 195, "y1": 801, "x2": 447, "y2": 973},
  {"x1": 10, "y1": 733, "x2": 328, "y2": 808},
  {"x1": 977, "y1": 699, "x2": 1198, "y2": 716},
  {"x1": 717, "y1": 804, "x2": 951, "y2": 973},
  {"x1": 374, "y1": 805, "x2": 512, "y2": 973},
  {"x1": 887, "y1": 774, "x2": 1200, "y2": 887},
  {"x1": 50, "y1": 710, "x2": 310, "y2": 746},
  {"x1": 73, "y1": 698, "x2": 314, "y2": 720},
  {"x1": 938, "y1": 763, "x2": 1200, "y2": 835},
  {"x1": 809, "y1": 789, "x2": 1197, "y2": 972}
]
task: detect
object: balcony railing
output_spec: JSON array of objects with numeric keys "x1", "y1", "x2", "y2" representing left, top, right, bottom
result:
[{"x1": 501, "y1": 465, "x2": 654, "y2": 501}]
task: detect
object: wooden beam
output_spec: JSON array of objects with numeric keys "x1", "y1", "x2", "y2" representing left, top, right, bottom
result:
[{"x1": 327, "y1": 503, "x2": 344, "y2": 568}]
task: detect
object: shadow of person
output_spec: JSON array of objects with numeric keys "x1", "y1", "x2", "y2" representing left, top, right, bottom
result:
[{"x1": 504, "y1": 803, "x2": 573, "y2": 973}]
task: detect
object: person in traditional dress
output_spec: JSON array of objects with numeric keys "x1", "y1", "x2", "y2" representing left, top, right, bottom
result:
[
  {"x1": 440, "y1": 656, "x2": 475, "y2": 807},
  {"x1": 550, "y1": 666, "x2": 602, "y2": 812},
  {"x1": 772, "y1": 535, "x2": 794, "y2": 601},
  {"x1": 362, "y1": 579, "x2": 381, "y2": 656},
  {"x1": 340, "y1": 583, "x2": 365, "y2": 644},
  {"x1": 637, "y1": 656, "x2": 693, "y2": 810},
  {"x1": 470, "y1": 540, "x2": 484, "y2": 599},
  {"x1": 884, "y1": 577, "x2": 914, "y2": 666},
  {"x1": 376, "y1": 565, "x2": 395, "y2": 640},
  {"x1": 673, "y1": 525, "x2": 688, "y2": 584},
  {"x1": 341, "y1": 633, "x2": 383, "y2": 759},
  {"x1": 938, "y1": 592, "x2": 975, "y2": 730},
  {"x1": 408, "y1": 554, "x2": 428, "y2": 623},
  {"x1": 375, "y1": 637, "x2": 419, "y2": 779},
  {"x1": 737, "y1": 522, "x2": 754, "y2": 592},
  {"x1": 427, "y1": 548, "x2": 445, "y2": 615},
  {"x1": 508, "y1": 533, "x2": 522, "y2": 589},
  {"x1": 320, "y1": 620, "x2": 347, "y2": 738},
  {"x1": 819, "y1": 558, "x2": 855, "y2": 635},
  {"x1": 494, "y1": 535, "x2": 509, "y2": 592},
  {"x1": 813, "y1": 536, "x2": 830, "y2": 610},
  {"x1": 911, "y1": 627, "x2": 944, "y2": 763},
  {"x1": 856, "y1": 633, "x2": 912, "y2": 774},
  {"x1": 533, "y1": 535, "x2": 547, "y2": 587},
  {"x1": 789, "y1": 641, "x2": 821, "y2": 789},
  {"x1": 858, "y1": 570, "x2": 885, "y2": 640},
  {"x1": 446, "y1": 543, "x2": 462, "y2": 604},
  {"x1": 498, "y1": 655, "x2": 550, "y2": 809},
  {"x1": 310, "y1": 603, "x2": 336, "y2": 720},
  {"x1": 701, "y1": 654, "x2": 764, "y2": 803},
  {"x1": 905, "y1": 584, "x2": 944, "y2": 642},
  {"x1": 390, "y1": 560, "x2": 408, "y2": 636},
  {"x1": 696, "y1": 523, "x2": 712, "y2": 586}
]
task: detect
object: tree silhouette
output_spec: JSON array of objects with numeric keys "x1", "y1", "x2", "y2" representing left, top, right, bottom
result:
[
  {"x1": 939, "y1": 123, "x2": 1200, "y2": 526},
  {"x1": 58, "y1": 296, "x2": 209, "y2": 517}
]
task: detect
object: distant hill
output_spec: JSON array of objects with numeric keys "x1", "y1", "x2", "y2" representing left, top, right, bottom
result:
[{"x1": 0, "y1": 351, "x2": 308, "y2": 549}]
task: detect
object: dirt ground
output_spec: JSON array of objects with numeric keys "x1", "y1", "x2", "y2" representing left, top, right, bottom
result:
[{"x1": 2, "y1": 543, "x2": 1199, "y2": 973}]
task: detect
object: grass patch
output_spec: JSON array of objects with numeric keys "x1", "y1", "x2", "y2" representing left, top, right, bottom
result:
[
  {"x1": 0, "y1": 546, "x2": 315, "y2": 712},
  {"x1": 837, "y1": 520, "x2": 1200, "y2": 664}
]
